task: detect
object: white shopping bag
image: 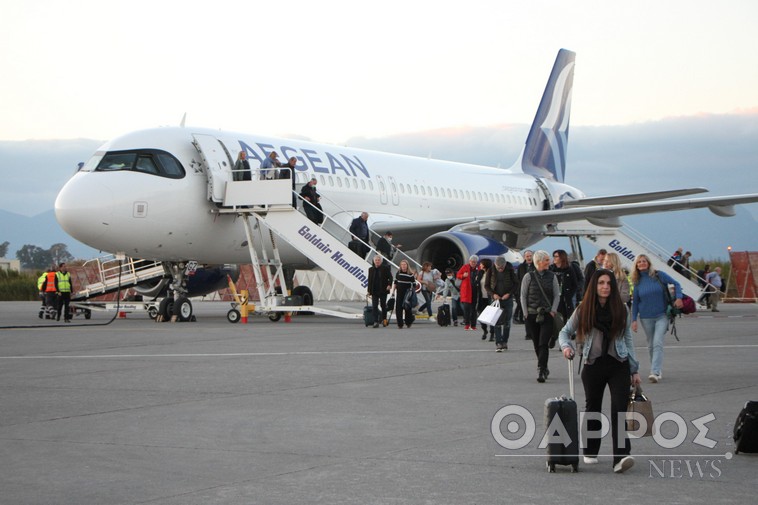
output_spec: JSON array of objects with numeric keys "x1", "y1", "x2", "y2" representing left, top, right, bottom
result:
[{"x1": 477, "y1": 300, "x2": 503, "y2": 326}]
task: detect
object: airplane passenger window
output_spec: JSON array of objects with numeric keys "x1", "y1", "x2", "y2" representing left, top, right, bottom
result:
[
  {"x1": 328, "y1": 176, "x2": 334, "y2": 186},
  {"x1": 337, "y1": 177, "x2": 343, "y2": 188},
  {"x1": 360, "y1": 179, "x2": 366, "y2": 190},
  {"x1": 447, "y1": 188, "x2": 452, "y2": 198},
  {"x1": 320, "y1": 175, "x2": 326, "y2": 185},
  {"x1": 427, "y1": 186, "x2": 432, "y2": 196},
  {"x1": 399, "y1": 184, "x2": 405, "y2": 194},
  {"x1": 420, "y1": 186, "x2": 426, "y2": 196},
  {"x1": 352, "y1": 179, "x2": 358, "y2": 189},
  {"x1": 414, "y1": 185, "x2": 419, "y2": 195},
  {"x1": 453, "y1": 189, "x2": 458, "y2": 198},
  {"x1": 434, "y1": 187, "x2": 439, "y2": 197},
  {"x1": 368, "y1": 180, "x2": 374, "y2": 191},
  {"x1": 406, "y1": 184, "x2": 411, "y2": 194},
  {"x1": 466, "y1": 190, "x2": 471, "y2": 199}
]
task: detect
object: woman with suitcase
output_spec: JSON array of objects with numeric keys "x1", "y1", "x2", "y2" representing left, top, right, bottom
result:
[{"x1": 558, "y1": 269, "x2": 641, "y2": 473}]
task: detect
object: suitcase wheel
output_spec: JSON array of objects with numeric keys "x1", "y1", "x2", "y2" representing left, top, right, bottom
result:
[{"x1": 547, "y1": 462, "x2": 555, "y2": 473}]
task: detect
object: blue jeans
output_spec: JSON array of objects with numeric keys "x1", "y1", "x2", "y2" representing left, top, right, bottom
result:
[
  {"x1": 640, "y1": 314, "x2": 667, "y2": 376},
  {"x1": 493, "y1": 297, "x2": 514, "y2": 345}
]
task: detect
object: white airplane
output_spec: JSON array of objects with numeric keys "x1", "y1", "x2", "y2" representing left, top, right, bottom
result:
[{"x1": 55, "y1": 49, "x2": 758, "y2": 319}]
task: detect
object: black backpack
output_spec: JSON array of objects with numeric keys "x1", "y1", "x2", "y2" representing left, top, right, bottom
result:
[{"x1": 734, "y1": 401, "x2": 758, "y2": 454}]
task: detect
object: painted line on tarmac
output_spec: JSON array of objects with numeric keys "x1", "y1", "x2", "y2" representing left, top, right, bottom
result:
[
  {"x1": 0, "y1": 349, "x2": 496, "y2": 359},
  {"x1": 2, "y1": 344, "x2": 757, "y2": 359}
]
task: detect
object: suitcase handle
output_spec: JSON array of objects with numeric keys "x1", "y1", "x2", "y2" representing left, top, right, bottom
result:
[{"x1": 567, "y1": 357, "x2": 575, "y2": 400}]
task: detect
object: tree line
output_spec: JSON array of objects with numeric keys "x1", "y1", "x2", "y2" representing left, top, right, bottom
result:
[{"x1": 0, "y1": 241, "x2": 74, "y2": 269}]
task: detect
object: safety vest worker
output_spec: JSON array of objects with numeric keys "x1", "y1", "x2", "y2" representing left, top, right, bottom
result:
[
  {"x1": 37, "y1": 272, "x2": 46, "y2": 291},
  {"x1": 43, "y1": 271, "x2": 58, "y2": 293},
  {"x1": 56, "y1": 269, "x2": 72, "y2": 293}
]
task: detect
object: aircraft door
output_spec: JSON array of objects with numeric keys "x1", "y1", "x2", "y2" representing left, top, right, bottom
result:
[
  {"x1": 375, "y1": 175, "x2": 389, "y2": 205},
  {"x1": 192, "y1": 134, "x2": 233, "y2": 203},
  {"x1": 387, "y1": 176, "x2": 400, "y2": 205}
]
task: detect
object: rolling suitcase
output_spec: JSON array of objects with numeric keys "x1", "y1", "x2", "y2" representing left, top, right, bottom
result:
[
  {"x1": 437, "y1": 303, "x2": 451, "y2": 326},
  {"x1": 733, "y1": 400, "x2": 758, "y2": 454},
  {"x1": 363, "y1": 303, "x2": 375, "y2": 326},
  {"x1": 544, "y1": 358, "x2": 579, "y2": 473}
]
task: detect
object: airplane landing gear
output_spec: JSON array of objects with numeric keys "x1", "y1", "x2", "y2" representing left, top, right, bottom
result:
[{"x1": 157, "y1": 261, "x2": 197, "y2": 322}]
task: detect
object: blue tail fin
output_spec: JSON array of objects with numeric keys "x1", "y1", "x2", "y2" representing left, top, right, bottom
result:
[{"x1": 521, "y1": 49, "x2": 575, "y2": 183}]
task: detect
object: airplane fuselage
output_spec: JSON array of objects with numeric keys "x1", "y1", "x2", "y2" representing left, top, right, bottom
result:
[{"x1": 56, "y1": 127, "x2": 582, "y2": 266}]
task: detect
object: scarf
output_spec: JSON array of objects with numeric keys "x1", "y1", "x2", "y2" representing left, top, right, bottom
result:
[{"x1": 594, "y1": 301, "x2": 613, "y2": 356}]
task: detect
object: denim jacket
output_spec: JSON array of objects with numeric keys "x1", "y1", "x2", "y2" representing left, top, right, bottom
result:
[{"x1": 558, "y1": 308, "x2": 639, "y2": 375}]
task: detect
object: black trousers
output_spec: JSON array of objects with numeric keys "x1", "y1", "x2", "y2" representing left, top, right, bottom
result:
[
  {"x1": 57, "y1": 292, "x2": 71, "y2": 321},
  {"x1": 581, "y1": 355, "x2": 631, "y2": 465},
  {"x1": 371, "y1": 292, "x2": 387, "y2": 323},
  {"x1": 525, "y1": 313, "x2": 554, "y2": 372}
]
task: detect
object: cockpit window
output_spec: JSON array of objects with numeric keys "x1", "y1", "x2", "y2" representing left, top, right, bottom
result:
[{"x1": 95, "y1": 149, "x2": 185, "y2": 178}]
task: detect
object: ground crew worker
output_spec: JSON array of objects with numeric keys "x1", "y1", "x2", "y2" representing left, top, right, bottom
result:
[
  {"x1": 37, "y1": 271, "x2": 47, "y2": 318},
  {"x1": 40, "y1": 265, "x2": 58, "y2": 319},
  {"x1": 56, "y1": 262, "x2": 72, "y2": 322}
]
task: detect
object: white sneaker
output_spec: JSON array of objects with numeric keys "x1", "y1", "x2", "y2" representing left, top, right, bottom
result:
[
  {"x1": 648, "y1": 374, "x2": 658, "y2": 383},
  {"x1": 583, "y1": 456, "x2": 599, "y2": 465},
  {"x1": 613, "y1": 456, "x2": 635, "y2": 474}
]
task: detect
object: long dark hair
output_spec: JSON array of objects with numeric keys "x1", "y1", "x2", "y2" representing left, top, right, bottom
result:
[{"x1": 576, "y1": 269, "x2": 626, "y2": 344}]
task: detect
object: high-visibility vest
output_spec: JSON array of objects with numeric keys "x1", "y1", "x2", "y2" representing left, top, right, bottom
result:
[
  {"x1": 37, "y1": 273, "x2": 46, "y2": 290},
  {"x1": 57, "y1": 271, "x2": 72, "y2": 293},
  {"x1": 44, "y1": 272, "x2": 57, "y2": 293}
]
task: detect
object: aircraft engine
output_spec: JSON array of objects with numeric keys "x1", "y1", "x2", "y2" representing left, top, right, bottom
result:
[
  {"x1": 416, "y1": 232, "x2": 522, "y2": 272},
  {"x1": 133, "y1": 265, "x2": 239, "y2": 299}
]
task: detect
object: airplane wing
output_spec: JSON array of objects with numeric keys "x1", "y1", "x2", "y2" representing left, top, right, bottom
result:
[
  {"x1": 372, "y1": 193, "x2": 758, "y2": 250},
  {"x1": 560, "y1": 188, "x2": 708, "y2": 206}
]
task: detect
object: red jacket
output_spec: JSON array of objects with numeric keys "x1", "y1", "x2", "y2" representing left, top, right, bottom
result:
[{"x1": 456, "y1": 264, "x2": 477, "y2": 303}]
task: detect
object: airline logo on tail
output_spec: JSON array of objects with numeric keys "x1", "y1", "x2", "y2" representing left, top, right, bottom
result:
[{"x1": 521, "y1": 49, "x2": 575, "y2": 183}]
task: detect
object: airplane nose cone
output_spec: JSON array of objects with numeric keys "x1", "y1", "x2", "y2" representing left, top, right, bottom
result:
[{"x1": 55, "y1": 173, "x2": 114, "y2": 246}]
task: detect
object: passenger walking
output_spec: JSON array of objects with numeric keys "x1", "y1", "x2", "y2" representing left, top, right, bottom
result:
[
  {"x1": 558, "y1": 269, "x2": 641, "y2": 473},
  {"x1": 457, "y1": 255, "x2": 480, "y2": 331},
  {"x1": 520, "y1": 250, "x2": 560, "y2": 383},
  {"x1": 260, "y1": 151, "x2": 281, "y2": 179},
  {"x1": 300, "y1": 178, "x2": 323, "y2": 225},
  {"x1": 394, "y1": 259, "x2": 416, "y2": 329},
  {"x1": 476, "y1": 259, "x2": 494, "y2": 341},
  {"x1": 514, "y1": 249, "x2": 534, "y2": 328},
  {"x1": 550, "y1": 249, "x2": 578, "y2": 322},
  {"x1": 631, "y1": 254, "x2": 684, "y2": 383},
  {"x1": 584, "y1": 249, "x2": 607, "y2": 285},
  {"x1": 705, "y1": 267, "x2": 723, "y2": 312},
  {"x1": 486, "y1": 257, "x2": 518, "y2": 351},
  {"x1": 349, "y1": 212, "x2": 371, "y2": 258},
  {"x1": 438, "y1": 268, "x2": 462, "y2": 326},
  {"x1": 416, "y1": 262, "x2": 435, "y2": 318},
  {"x1": 367, "y1": 255, "x2": 392, "y2": 328},
  {"x1": 603, "y1": 252, "x2": 630, "y2": 305},
  {"x1": 233, "y1": 151, "x2": 251, "y2": 181}
]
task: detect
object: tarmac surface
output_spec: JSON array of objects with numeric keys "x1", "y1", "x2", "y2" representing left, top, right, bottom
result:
[{"x1": 0, "y1": 300, "x2": 756, "y2": 504}]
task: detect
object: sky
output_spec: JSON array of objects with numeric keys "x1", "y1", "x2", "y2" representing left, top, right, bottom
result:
[{"x1": 1, "y1": 0, "x2": 758, "y2": 144}]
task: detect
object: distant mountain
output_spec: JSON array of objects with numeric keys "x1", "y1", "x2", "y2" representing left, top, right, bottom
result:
[
  {"x1": 0, "y1": 208, "x2": 100, "y2": 261},
  {"x1": 1, "y1": 113, "x2": 756, "y2": 262}
]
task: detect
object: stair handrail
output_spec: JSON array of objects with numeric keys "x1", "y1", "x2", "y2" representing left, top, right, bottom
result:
[{"x1": 296, "y1": 188, "x2": 423, "y2": 272}]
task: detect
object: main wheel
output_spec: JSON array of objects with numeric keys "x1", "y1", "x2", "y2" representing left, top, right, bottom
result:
[
  {"x1": 292, "y1": 285, "x2": 314, "y2": 315},
  {"x1": 158, "y1": 298, "x2": 173, "y2": 321},
  {"x1": 174, "y1": 296, "x2": 193, "y2": 322},
  {"x1": 227, "y1": 309, "x2": 241, "y2": 323},
  {"x1": 147, "y1": 305, "x2": 159, "y2": 320},
  {"x1": 268, "y1": 312, "x2": 282, "y2": 322}
]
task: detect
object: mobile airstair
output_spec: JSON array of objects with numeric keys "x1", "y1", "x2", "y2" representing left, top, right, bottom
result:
[
  {"x1": 72, "y1": 255, "x2": 166, "y2": 300},
  {"x1": 212, "y1": 168, "x2": 383, "y2": 320},
  {"x1": 546, "y1": 221, "x2": 705, "y2": 299}
]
